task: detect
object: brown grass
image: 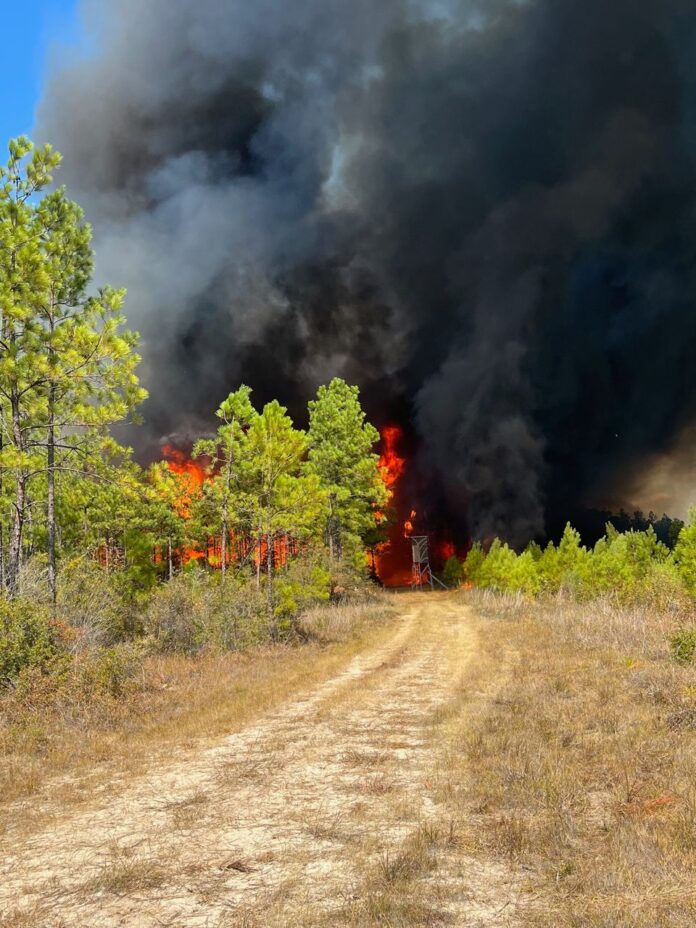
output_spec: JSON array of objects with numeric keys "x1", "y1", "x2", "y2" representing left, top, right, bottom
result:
[
  {"x1": 0, "y1": 597, "x2": 395, "y2": 826},
  {"x1": 442, "y1": 589, "x2": 696, "y2": 927}
]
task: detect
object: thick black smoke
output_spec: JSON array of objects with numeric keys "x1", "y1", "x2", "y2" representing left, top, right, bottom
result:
[{"x1": 37, "y1": 0, "x2": 696, "y2": 544}]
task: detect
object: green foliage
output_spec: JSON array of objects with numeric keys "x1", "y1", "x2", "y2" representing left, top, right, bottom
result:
[
  {"x1": 464, "y1": 543, "x2": 486, "y2": 584},
  {"x1": 442, "y1": 556, "x2": 464, "y2": 588},
  {"x1": 307, "y1": 378, "x2": 388, "y2": 558},
  {"x1": 0, "y1": 599, "x2": 61, "y2": 686},
  {"x1": 464, "y1": 521, "x2": 694, "y2": 606},
  {"x1": 144, "y1": 573, "x2": 268, "y2": 654},
  {"x1": 673, "y1": 512, "x2": 696, "y2": 596},
  {"x1": 57, "y1": 559, "x2": 138, "y2": 644},
  {"x1": 669, "y1": 628, "x2": 696, "y2": 665},
  {"x1": 75, "y1": 644, "x2": 141, "y2": 698},
  {"x1": 274, "y1": 558, "x2": 332, "y2": 632},
  {"x1": 0, "y1": 137, "x2": 146, "y2": 598}
]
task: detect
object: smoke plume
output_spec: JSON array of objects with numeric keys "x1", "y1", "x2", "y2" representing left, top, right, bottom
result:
[{"x1": 36, "y1": 0, "x2": 696, "y2": 543}]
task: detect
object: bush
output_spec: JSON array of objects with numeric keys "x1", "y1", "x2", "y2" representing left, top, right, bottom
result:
[
  {"x1": 145, "y1": 571, "x2": 267, "y2": 654},
  {"x1": 17, "y1": 557, "x2": 138, "y2": 646},
  {"x1": 464, "y1": 543, "x2": 486, "y2": 584},
  {"x1": 442, "y1": 556, "x2": 464, "y2": 588},
  {"x1": 669, "y1": 628, "x2": 696, "y2": 665},
  {"x1": 57, "y1": 559, "x2": 139, "y2": 646},
  {"x1": 0, "y1": 598, "x2": 62, "y2": 687},
  {"x1": 673, "y1": 519, "x2": 696, "y2": 596},
  {"x1": 75, "y1": 644, "x2": 142, "y2": 697},
  {"x1": 275, "y1": 559, "x2": 331, "y2": 633}
]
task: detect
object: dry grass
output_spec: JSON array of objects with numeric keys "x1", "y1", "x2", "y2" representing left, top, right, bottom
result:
[
  {"x1": 443, "y1": 589, "x2": 696, "y2": 927},
  {"x1": 0, "y1": 597, "x2": 395, "y2": 828},
  {"x1": 79, "y1": 846, "x2": 169, "y2": 896}
]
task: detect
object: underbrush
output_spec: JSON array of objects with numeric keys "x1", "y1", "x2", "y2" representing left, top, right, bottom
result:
[{"x1": 450, "y1": 589, "x2": 696, "y2": 926}]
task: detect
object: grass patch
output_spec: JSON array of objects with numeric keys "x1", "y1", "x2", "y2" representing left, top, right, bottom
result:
[{"x1": 445, "y1": 589, "x2": 696, "y2": 926}]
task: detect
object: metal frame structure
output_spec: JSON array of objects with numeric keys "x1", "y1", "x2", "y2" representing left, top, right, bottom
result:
[{"x1": 410, "y1": 535, "x2": 447, "y2": 590}]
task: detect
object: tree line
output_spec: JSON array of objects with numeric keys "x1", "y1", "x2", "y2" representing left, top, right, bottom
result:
[
  {"x1": 454, "y1": 519, "x2": 696, "y2": 605},
  {"x1": 0, "y1": 138, "x2": 388, "y2": 618}
]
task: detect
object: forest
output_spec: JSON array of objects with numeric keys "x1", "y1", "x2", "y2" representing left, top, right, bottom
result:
[{"x1": 3, "y1": 135, "x2": 696, "y2": 694}]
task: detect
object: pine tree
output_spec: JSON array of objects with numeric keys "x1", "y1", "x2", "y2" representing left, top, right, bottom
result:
[
  {"x1": 0, "y1": 138, "x2": 146, "y2": 597},
  {"x1": 193, "y1": 386, "x2": 256, "y2": 582},
  {"x1": 307, "y1": 378, "x2": 387, "y2": 562}
]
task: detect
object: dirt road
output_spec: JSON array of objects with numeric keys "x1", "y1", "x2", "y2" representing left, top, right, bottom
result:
[{"x1": 1, "y1": 595, "x2": 520, "y2": 927}]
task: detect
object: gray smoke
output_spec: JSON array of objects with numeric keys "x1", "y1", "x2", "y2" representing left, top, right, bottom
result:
[{"x1": 36, "y1": 0, "x2": 696, "y2": 543}]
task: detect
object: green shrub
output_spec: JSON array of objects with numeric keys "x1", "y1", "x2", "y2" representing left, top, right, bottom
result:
[
  {"x1": 275, "y1": 560, "x2": 331, "y2": 633},
  {"x1": 145, "y1": 571, "x2": 267, "y2": 653},
  {"x1": 76, "y1": 644, "x2": 142, "y2": 697},
  {"x1": 442, "y1": 556, "x2": 464, "y2": 588},
  {"x1": 58, "y1": 558, "x2": 139, "y2": 645},
  {"x1": 669, "y1": 628, "x2": 696, "y2": 665},
  {"x1": 673, "y1": 517, "x2": 696, "y2": 597},
  {"x1": 0, "y1": 598, "x2": 61, "y2": 687},
  {"x1": 463, "y1": 543, "x2": 485, "y2": 584}
]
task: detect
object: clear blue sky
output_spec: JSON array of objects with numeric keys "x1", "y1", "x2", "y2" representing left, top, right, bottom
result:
[{"x1": 1, "y1": 0, "x2": 80, "y2": 146}]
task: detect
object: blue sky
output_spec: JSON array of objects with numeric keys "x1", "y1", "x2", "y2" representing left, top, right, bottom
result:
[{"x1": 1, "y1": 0, "x2": 80, "y2": 147}]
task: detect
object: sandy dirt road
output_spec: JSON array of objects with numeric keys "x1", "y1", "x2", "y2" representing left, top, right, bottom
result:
[{"x1": 0, "y1": 594, "x2": 520, "y2": 927}]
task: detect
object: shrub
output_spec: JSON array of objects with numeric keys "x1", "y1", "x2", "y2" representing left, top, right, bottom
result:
[
  {"x1": 0, "y1": 598, "x2": 61, "y2": 687},
  {"x1": 275, "y1": 560, "x2": 331, "y2": 633},
  {"x1": 57, "y1": 559, "x2": 139, "y2": 646},
  {"x1": 75, "y1": 643, "x2": 142, "y2": 698},
  {"x1": 478, "y1": 540, "x2": 518, "y2": 592},
  {"x1": 463, "y1": 543, "x2": 485, "y2": 584},
  {"x1": 145, "y1": 571, "x2": 267, "y2": 653},
  {"x1": 442, "y1": 556, "x2": 464, "y2": 588},
  {"x1": 669, "y1": 628, "x2": 696, "y2": 665},
  {"x1": 673, "y1": 517, "x2": 696, "y2": 596}
]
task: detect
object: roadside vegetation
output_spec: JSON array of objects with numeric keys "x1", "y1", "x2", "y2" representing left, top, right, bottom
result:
[{"x1": 437, "y1": 588, "x2": 696, "y2": 926}]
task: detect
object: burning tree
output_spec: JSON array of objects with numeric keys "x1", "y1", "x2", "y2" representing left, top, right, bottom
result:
[{"x1": 193, "y1": 386, "x2": 255, "y2": 582}]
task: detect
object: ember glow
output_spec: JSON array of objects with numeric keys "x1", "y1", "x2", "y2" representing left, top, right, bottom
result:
[
  {"x1": 375, "y1": 426, "x2": 416, "y2": 587},
  {"x1": 379, "y1": 425, "x2": 406, "y2": 498},
  {"x1": 161, "y1": 444, "x2": 207, "y2": 520},
  {"x1": 159, "y1": 444, "x2": 292, "y2": 571}
]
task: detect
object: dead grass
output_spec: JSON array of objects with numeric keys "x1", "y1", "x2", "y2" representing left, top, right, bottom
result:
[
  {"x1": 445, "y1": 589, "x2": 696, "y2": 927},
  {"x1": 332, "y1": 821, "x2": 455, "y2": 927},
  {"x1": 79, "y1": 847, "x2": 169, "y2": 897},
  {"x1": 0, "y1": 597, "x2": 395, "y2": 829}
]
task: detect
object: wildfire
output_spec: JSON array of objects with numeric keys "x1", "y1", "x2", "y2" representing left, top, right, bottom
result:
[
  {"x1": 374, "y1": 425, "x2": 415, "y2": 587},
  {"x1": 159, "y1": 444, "x2": 291, "y2": 571},
  {"x1": 379, "y1": 425, "x2": 406, "y2": 499},
  {"x1": 438, "y1": 540, "x2": 456, "y2": 560},
  {"x1": 161, "y1": 444, "x2": 208, "y2": 519}
]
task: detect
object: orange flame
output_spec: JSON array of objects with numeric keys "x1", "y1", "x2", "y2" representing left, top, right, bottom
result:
[
  {"x1": 374, "y1": 426, "x2": 415, "y2": 587},
  {"x1": 379, "y1": 425, "x2": 406, "y2": 499}
]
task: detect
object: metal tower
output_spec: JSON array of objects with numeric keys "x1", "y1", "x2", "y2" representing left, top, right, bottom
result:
[{"x1": 410, "y1": 535, "x2": 447, "y2": 590}]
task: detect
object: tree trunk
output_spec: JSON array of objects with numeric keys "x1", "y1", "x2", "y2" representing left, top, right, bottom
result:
[
  {"x1": 8, "y1": 480, "x2": 25, "y2": 597},
  {"x1": 7, "y1": 394, "x2": 26, "y2": 597},
  {"x1": 47, "y1": 385, "x2": 57, "y2": 608},
  {"x1": 0, "y1": 429, "x2": 4, "y2": 592},
  {"x1": 168, "y1": 535, "x2": 174, "y2": 581},
  {"x1": 221, "y1": 505, "x2": 228, "y2": 583},
  {"x1": 256, "y1": 519, "x2": 262, "y2": 590},
  {"x1": 267, "y1": 530, "x2": 274, "y2": 627}
]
